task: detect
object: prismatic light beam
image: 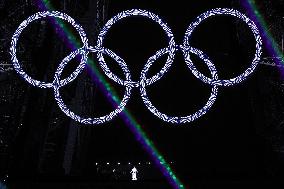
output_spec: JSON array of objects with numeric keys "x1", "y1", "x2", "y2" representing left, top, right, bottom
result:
[
  {"x1": 10, "y1": 0, "x2": 263, "y2": 188},
  {"x1": 34, "y1": 0, "x2": 185, "y2": 188},
  {"x1": 243, "y1": 0, "x2": 284, "y2": 67},
  {"x1": 11, "y1": 8, "x2": 261, "y2": 124}
]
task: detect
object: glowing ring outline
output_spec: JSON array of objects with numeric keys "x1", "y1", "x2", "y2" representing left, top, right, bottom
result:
[
  {"x1": 183, "y1": 8, "x2": 262, "y2": 86},
  {"x1": 10, "y1": 11, "x2": 89, "y2": 88},
  {"x1": 53, "y1": 46, "x2": 132, "y2": 124},
  {"x1": 140, "y1": 45, "x2": 219, "y2": 124},
  {"x1": 96, "y1": 9, "x2": 176, "y2": 87}
]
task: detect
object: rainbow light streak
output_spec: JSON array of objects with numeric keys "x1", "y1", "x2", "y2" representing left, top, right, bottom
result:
[
  {"x1": 36, "y1": 0, "x2": 185, "y2": 188},
  {"x1": 243, "y1": 0, "x2": 284, "y2": 66},
  {"x1": 0, "y1": 182, "x2": 7, "y2": 189}
]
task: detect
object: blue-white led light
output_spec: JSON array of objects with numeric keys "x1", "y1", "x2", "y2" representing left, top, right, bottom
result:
[
  {"x1": 53, "y1": 46, "x2": 132, "y2": 124},
  {"x1": 183, "y1": 8, "x2": 262, "y2": 86},
  {"x1": 140, "y1": 46, "x2": 219, "y2": 124},
  {"x1": 96, "y1": 9, "x2": 176, "y2": 87},
  {"x1": 10, "y1": 11, "x2": 89, "y2": 88},
  {"x1": 10, "y1": 8, "x2": 262, "y2": 124}
]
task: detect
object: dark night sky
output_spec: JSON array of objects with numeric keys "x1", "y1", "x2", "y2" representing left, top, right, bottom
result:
[
  {"x1": 1, "y1": 0, "x2": 284, "y2": 187},
  {"x1": 87, "y1": 0, "x2": 271, "y2": 181}
]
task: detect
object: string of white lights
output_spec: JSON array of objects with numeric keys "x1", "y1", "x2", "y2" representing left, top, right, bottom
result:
[{"x1": 10, "y1": 8, "x2": 262, "y2": 125}]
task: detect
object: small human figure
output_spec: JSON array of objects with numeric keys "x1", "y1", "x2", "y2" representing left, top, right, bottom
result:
[
  {"x1": 130, "y1": 166, "x2": 138, "y2": 180},
  {"x1": 112, "y1": 169, "x2": 118, "y2": 180}
]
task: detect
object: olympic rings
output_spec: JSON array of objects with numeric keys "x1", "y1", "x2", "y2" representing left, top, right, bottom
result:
[{"x1": 10, "y1": 8, "x2": 262, "y2": 124}]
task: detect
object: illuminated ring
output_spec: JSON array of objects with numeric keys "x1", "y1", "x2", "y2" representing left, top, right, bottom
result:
[
  {"x1": 10, "y1": 11, "x2": 89, "y2": 88},
  {"x1": 53, "y1": 46, "x2": 132, "y2": 124},
  {"x1": 96, "y1": 9, "x2": 176, "y2": 87},
  {"x1": 183, "y1": 8, "x2": 262, "y2": 86},
  {"x1": 140, "y1": 45, "x2": 219, "y2": 124}
]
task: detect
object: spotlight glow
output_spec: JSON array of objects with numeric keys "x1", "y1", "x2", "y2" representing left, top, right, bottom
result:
[
  {"x1": 243, "y1": 0, "x2": 284, "y2": 67},
  {"x1": 18, "y1": 1, "x2": 263, "y2": 188}
]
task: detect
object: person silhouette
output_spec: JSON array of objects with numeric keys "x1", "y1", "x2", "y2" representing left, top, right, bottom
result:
[{"x1": 130, "y1": 166, "x2": 138, "y2": 180}]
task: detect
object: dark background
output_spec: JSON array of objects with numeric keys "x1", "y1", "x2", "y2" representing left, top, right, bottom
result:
[{"x1": 1, "y1": 0, "x2": 284, "y2": 188}]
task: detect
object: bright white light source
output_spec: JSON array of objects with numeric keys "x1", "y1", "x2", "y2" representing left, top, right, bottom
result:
[
  {"x1": 130, "y1": 167, "x2": 138, "y2": 181},
  {"x1": 11, "y1": 9, "x2": 262, "y2": 125}
]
